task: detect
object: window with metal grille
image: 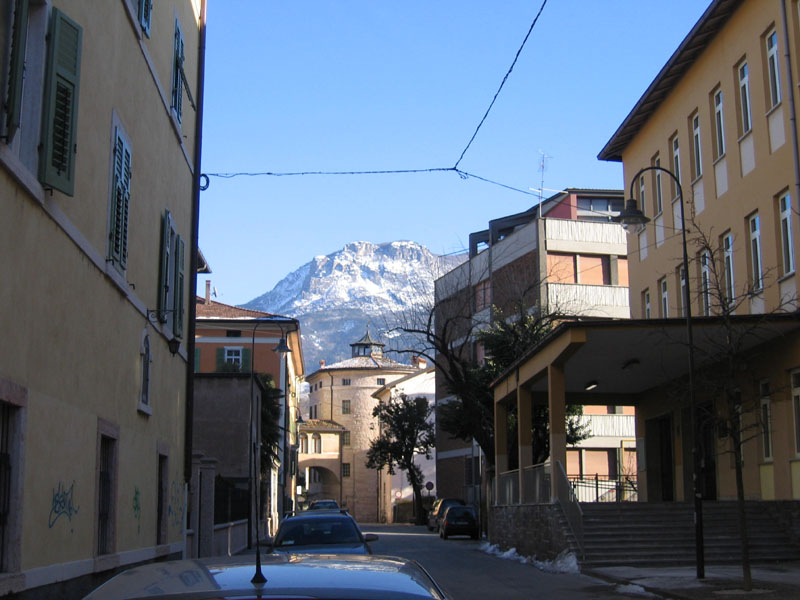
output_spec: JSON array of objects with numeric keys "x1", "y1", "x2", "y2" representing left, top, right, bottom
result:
[
  {"x1": 342, "y1": 400, "x2": 351, "y2": 414},
  {"x1": 342, "y1": 431, "x2": 350, "y2": 446},
  {"x1": 0, "y1": 402, "x2": 12, "y2": 572},
  {"x1": 342, "y1": 463, "x2": 351, "y2": 478}
]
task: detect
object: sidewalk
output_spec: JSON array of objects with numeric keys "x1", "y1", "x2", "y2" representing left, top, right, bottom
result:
[{"x1": 588, "y1": 562, "x2": 800, "y2": 599}]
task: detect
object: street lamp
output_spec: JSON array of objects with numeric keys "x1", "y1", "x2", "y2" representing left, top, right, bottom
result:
[{"x1": 614, "y1": 166, "x2": 704, "y2": 579}]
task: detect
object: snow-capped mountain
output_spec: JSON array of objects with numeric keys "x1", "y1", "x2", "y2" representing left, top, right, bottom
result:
[{"x1": 244, "y1": 241, "x2": 465, "y2": 371}]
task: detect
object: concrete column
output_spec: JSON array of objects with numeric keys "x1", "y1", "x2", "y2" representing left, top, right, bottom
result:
[
  {"x1": 517, "y1": 386, "x2": 533, "y2": 503},
  {"x1": 494, "y1": 400, "x2": 508, "y2": 503},
  {"x1": 548, "y1": 363, "x2": 566, "y2": 502}
]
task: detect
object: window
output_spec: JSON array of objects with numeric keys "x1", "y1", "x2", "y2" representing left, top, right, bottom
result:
[
  {"x1": 39, "y1": 8, "x2": 83, "y2": 195},
  {"x1": 97, "y1": 426, "x2": 118, "y2": 556},
  {"x1": 138, "y1": 0, "x2": 152, "y2": 36},
  {"x1": 342, "y1": 431, "x2": 351, "y2": 446},
  {"x1": 660, "y1": 278, "x2": 668, "y2": 318},
  {"x1": 0, "y1": 395, "x2": 23, "y2": 573},
  {"x1": 226, "y1": 330, "x2": 241, "y2": 337},
  {"x1": 678, "y1": 265, "x2": 687, "y2": 317},
  {"x1": 780, "y1": 193, "x2": 794, "y2": 275},
  {"x1": 738, "y1": 61, "x2": 752, "y2": 134},
  {"x1": 171, "y1": 19, "x2": 184, "y2": 123},
  {"x1": 793, "y1": 371, "x2": 800, "y2": 455},
  {"x1": 691, "y1": 113, "x2": 702, "y2": 178},
  {"x1": 377, "y1": 378, "x2": 385, "y2": 386},
  {"x1": 713, "y1": 88, "x2": 726, "y2": 158},
  {"x1": 749, "y1": 213, "x2": 763, "y2": 291},
  {"x1": 639, "y1": 175, "x2": 646, "y2": 211},
  {"x1": 139, "y1": 333, "x2": 151, "y2": 412},
  {"x1": 312, "y1": 434, "x2": 321, "y2": 454},
  {"x1": 342, "y1": 400, "x2": 351, "y2": 415},
  {"x1": 156, "y1": 454, "x2": 167, "y2": 545},
  {"x1": 158, "y1": 210, "x2": 186, "y2": 337},
  {"x1": 671, "y1": 135, "x2": 681, "y2": 197},
  {"x1": 654, "y1": 156, "x2": 663, "y2": 214},
  {"x1": 766, "y1": 30, "x2": 781, "y2": 109},
  {"x1": 108, "y1": 124, "x2": 132, "y2": 271},
  {"x1": 342, "y1": 378, "x2": 351, "y2": 386},
  {"x1": 342, "y1": 463, "x2": 351, "y2": 478},
  {"x1": 760, "y1": 381, "x2": 772, "y2": 460},
  {"x1": 300, "y1": 435, "x2": 308, "y2": 454},
  {"x1": 723, "y1": 232, "x2": 735, "y2": 305},
  {"x1": 474, "y1": 279, "x2": 491, "y2": 312},
  {"x1": 700, "y1": 251, "x2": 711, "y2": 316},
  {"x1": 643, "y1": 290, "x2": 651, "y2": 319},
  {"x1": 3, "y1": 0, "x2": 29, "y2": 144}
]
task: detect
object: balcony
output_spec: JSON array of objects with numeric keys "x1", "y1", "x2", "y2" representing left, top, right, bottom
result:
[
  {"x1": 544, "y1": 218, "x2": 627, "y2": 254},
  {"x1": 546, "y1": 282, "x2": 629, "y2": 319}
]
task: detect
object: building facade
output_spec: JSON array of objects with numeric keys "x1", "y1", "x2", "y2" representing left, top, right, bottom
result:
[
  {"x1": 300, "y1": 332, "x2": 421, "y2": 522},
  {"x1": 0, "y1": 1, "x2": 205, "y2": 596},
  {"x1": 598, "y1": 0, "x2": 800, "y2": 502},
  {"x1": 194, "y1": 284, "x2": 304, "y2": 537},
  {"x1": 433, "y1": 189, "x2": 633, "y2": 501}
]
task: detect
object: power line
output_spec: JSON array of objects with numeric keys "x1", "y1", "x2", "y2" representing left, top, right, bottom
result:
[{"x1": 453, "y1": 0, "x2": 549, "y2": 169}]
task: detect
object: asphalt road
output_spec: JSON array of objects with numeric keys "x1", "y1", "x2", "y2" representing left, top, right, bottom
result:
[{"x1": 361, "y1": 523, "x2": 649, "y2": 600}]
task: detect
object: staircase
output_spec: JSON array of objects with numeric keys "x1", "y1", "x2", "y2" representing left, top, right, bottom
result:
[{"x1": 578, "y1": 501, "x2": 800, "y2": 568}]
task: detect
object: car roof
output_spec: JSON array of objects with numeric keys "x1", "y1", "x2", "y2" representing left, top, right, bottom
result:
[{"x1": 84, "y1": 554, "x2": 449, "y2": 599}]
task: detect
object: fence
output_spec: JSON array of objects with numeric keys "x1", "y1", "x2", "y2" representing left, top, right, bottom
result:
[{"x1": 568, "y1": 474, "x2": 638, "y2": 502}]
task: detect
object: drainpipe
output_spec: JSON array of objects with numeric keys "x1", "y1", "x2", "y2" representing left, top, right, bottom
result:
[{"x1": 780, "y1": 0, "x2": 800, "y2": 213}]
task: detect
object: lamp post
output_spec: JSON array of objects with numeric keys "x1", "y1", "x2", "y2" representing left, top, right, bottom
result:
[{"x1": 614, "y1": 166, "x2": 704, "y2": 579}]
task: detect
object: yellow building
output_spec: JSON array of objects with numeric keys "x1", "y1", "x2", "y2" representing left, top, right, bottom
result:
[
  {"x1": 598, "y1": 0, "x2": 800, "y2": 502},
  {"x1": 0, "y1": 1, "x2": 205, "y2": 596}
]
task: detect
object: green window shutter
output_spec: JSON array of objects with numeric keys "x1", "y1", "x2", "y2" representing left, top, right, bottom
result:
[
  {"x1": 5, "y1": 0, "x2": 29, "y2": 141},
  {"x1": 138, "y1": 0, "x2": 152, "y2": 37},
  {"x1": 157, "y1": 211, "x2": 172, "y2": 322},
  {"x1": 194, "y1": 348, "x2": 200, "y2": 373},
  {"x1": 39, "y1": 7, "x2": 82, "y2": 196},
  {"x1": 108, "y1": 129, "x2": 131, "y2": 269},
  {"x1": 173, "y1": 235, "x2": 185, "y2": 338},
  {"x1": 242, "y1": 348, "x2": 252, "y2": 373},
  {"x1": 215, "y1": 348, "x2": 224, "y2": 372},
  {"x1": 171, "y1": 22, "x2": 184, "y2": 123}
]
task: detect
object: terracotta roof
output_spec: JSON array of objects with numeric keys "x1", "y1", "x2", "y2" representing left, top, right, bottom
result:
[
  {"x1": 310, "y1": 355, "x2": 417, "y2": 377},
  {"x1": 299, "y1": 419, "x2": 346, "y2": 432},
  {"x1": 195, "y1": 296, "x2": 292, "y2": 321},
  {"x1": 598, "y1": 0, "x2": 742, "y2": 162}
]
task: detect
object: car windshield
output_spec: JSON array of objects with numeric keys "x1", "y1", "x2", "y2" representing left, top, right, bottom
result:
[
  {"x1": 274, "y1": 518, "x2": 361, "y2": 547},
  {"x1": 446, "y1": 507, "x2": 474, "y2": 518}
]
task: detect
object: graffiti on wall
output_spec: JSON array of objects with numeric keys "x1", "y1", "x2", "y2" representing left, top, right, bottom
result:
[
  {"x1": 133, "y1": 486, "x2": 142, "y2": 534},
  {"x1": 168, "y1": 481, "x2": 184, "y2": 530},
  {"x1": 49, "y1": 481, "x2": 79, "y2": 530}
]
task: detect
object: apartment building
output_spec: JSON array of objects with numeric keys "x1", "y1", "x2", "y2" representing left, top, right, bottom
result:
[
  {"x1": 0, "y1": 1, "x2": 205, "y2": 596},
  {"x1": 433, "y1": 189, "x2": 634, "y2": 503}
]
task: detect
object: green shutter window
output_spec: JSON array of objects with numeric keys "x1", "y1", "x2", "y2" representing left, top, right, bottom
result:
[
  {"x1": 194, "y1": 348, "x2": 200, "y2": 373},
  {"x1": 5, "y1": 0, "x2": 29, "y2": 141},
  {"x1": 215, "y1": 348, "x2": 224, "y2": 372},
  {"x1": 138, "y1": 0, "x2": 152, "y2": 37},
  {"x1": 108, "y1": 128, "x2": 131, "y2": 269},
  {"x1": 157, "y1": 210, "x2": 173, "y2": 322},
  {"x1": 171, "y1": 21, "x2": 184, "y2": 123},
  {"x1": 39, "y1": 7, "x2": 82, "y2": 196},
  {"x1": 242, "y1": 348, "x2": 252, "y2": 373},
  {"x1": 173, "y1": 235, "x2": 185, "y2": 338}
]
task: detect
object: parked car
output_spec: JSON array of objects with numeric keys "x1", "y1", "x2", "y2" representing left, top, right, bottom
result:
[
  {"x1": 426, "y1": 498, "x2": 465, "y2": 532},
  {"x1": 439, "y1": 504, "x2": 479, "y2": 540},
  {"x1": 308, "y1": 498, "x2": 340, "y2": 510},
  {"x1": 83, "y1": 554, "x2": 450, "y2": 599},
  {"x1": 270, "y1": 509, "x2": 378, "y2": 554}
]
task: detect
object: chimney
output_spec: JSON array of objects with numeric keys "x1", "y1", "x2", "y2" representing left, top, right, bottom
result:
[
  {"x1": 412, "y1": 355, "x2": 427, "y2": 369},
  {"x1": 319, "y1": 359, "x2": 326, "y2": 367},
  {"x1": 205, "y1": 280, "x2": 211, "y2": 304}
]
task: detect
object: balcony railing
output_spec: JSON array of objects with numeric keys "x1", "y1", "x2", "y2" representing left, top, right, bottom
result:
[
  {"x1": 569, "y1": 474, "x2": 638, "y2": 502},
  {"x1": 544, "y1": 218, "x2": 626, "y2": 246},
  {"x1": 575, "y1": 413, "x2": 635, "y2": 438},
  {"x1": 546, "y1": 282, "x2": 629, "y2": 318}
]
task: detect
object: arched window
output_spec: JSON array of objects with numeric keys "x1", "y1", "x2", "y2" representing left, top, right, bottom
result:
[
  {"x1": 312, "y1": 434, "x2": 322, "y2": 453},
  {"x1": 299, "y1": 434, "x2": 308, "y2": 454}
]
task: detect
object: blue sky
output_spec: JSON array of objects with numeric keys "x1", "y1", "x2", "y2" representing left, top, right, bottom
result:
[{"x1": 198, "y1": 1, "x2": 709, "y2": 307}]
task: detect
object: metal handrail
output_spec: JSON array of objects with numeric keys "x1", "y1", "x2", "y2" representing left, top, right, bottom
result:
[{"x1": 556, "y1": 461, "x2": 584, "y2": 557}]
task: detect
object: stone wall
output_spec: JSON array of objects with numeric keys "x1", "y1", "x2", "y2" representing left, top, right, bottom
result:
[{"x1": 489, "y1": 504, "x2": 573, "y2": 561}]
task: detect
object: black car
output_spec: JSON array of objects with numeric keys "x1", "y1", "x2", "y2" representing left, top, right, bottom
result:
[
  {"x1": 426, "y1": 498, "x2": 465, "y2": 532},
  {"x1": 439, "y1": 504, "x2": 479, "y2": 539},
  {"x1": 271, "y1": 510, "x2": 378, "y2": 554}
]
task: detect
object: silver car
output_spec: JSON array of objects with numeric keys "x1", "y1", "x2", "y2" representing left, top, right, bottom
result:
[{"x1": 84, "y1": 554, "x2": 450, "y2": 599}]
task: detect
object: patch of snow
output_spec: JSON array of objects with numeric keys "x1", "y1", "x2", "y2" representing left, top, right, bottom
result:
[
  {"x1": 613, "y1": 584, "x2": 660, "y2": 598},
  {"x1": 480, "y1": 543, "x2": 580, "y2": 574}
]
